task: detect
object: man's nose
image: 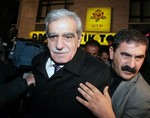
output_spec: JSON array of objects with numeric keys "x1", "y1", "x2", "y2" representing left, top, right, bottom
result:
[
  {"x1": 55, "y1": 36, "x2": 64, "y2": 50},
  {"x1": 128, "y1": 57, "x2": 136, "y2": 68}
]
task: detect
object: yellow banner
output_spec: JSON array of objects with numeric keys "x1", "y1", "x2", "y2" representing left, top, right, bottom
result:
[
  {"x1": 29, "y1": 31, "x2": 115, "y2": 45},
  {"x1": 85, "y1": 7, "x2": 111, "y2": 32},
  {"x1": 81, "y1": 32, "x2": 115, "y2": 45},
  {"x1": 29, "y1": 31, "x2": 46, "y2": 39}
]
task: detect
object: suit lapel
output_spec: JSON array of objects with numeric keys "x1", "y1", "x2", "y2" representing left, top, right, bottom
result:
[{"x1": 112, "y1": 74, "x2": 139, "y2": 116}]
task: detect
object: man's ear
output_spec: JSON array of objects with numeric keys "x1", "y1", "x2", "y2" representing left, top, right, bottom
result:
[{"x1": 109, "y1": 46, "x2": 114, "y2": 60}]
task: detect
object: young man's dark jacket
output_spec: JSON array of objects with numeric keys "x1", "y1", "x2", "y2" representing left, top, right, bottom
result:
[
  {"x1": 26, "y1": 48, "x2": 112, "y2": 118},
  {"x1": 0, "y1": 77, "x2": 28, "y2": 108}
]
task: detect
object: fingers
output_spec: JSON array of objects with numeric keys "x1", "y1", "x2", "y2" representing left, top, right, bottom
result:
[
  {"x1": 77, "y1": 82, "x2": 111, "y2": 102},
  {"x1": 85, "y1": 82, "x2": 102, "y2": 94},
  {"x1": 77, "y1": 84, "x2": 92, "y2": 102},
  {"x1": 78, "y1": 82, "x2": 103, "y2": 97},
  {"x1": 103, "y1": 86, "x2": 111, "y2": 101},
  {"x1": 76, "y1": 96, "x2": 89, "y2": 108},
  {"x1": 76, "y1": 83, "x2": 94, "y2": 109},
  {"x1": 26, "y1": 74, "x2": 35, "y2": 86},
  {"x1": 76, "y1": 82, "x2": 105, "y2": 103},
  {"x1": 79, "y1": 83, "x2": 94, "y2": 95}
]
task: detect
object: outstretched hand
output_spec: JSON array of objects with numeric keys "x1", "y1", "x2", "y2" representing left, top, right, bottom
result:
[{"x1": 76, "y1": 82, "x2": 115, "y2": 118}]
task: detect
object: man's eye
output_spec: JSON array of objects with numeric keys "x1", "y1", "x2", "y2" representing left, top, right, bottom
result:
[
  {"x1": 135, "y1": 56, "x2": 144, "y2": 61},
  {"x1": 49, "y1": 35, "x2": 55, "y2": 38},
  {"x1": 121, "y1": 53, "x2": 130, "y2": 58},
  {"x1": 123, "y1": 54, "x2": 129, "y2": 57},
  {"x1": 64, "y1": 35, "x2": 73, "y2": 39},
  {"x1": 63, "y1": 34, "x2": 74, "y2": 42},
  {"x1": 47, "y1": 35, "x2": 58, "y2": 40}
]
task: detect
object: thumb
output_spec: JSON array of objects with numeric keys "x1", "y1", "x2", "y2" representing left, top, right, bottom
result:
[{"x1": 103, "y1": 86, "x2": 111, "y2": 101}]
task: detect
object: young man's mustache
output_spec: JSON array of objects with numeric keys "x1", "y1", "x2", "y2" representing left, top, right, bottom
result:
[{"x1": 121, "y1": 65, "x2": 136, "y2": 74}]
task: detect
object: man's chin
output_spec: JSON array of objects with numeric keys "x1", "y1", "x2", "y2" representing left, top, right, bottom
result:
[
  {"x1": 53, "y1": 59, "x2": 69, "y2": 64},
  {"x1": 121, "y1": 73, "x2": 134, "y2": 80}
]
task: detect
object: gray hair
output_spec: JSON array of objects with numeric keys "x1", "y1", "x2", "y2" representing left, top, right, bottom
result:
[{"x1": 45, "y1": 9, "x2": 82, "y2": 37}]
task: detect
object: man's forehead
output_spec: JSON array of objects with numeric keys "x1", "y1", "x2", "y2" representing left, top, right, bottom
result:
[{"x1": 117, "y1": 42, "x2": 146, "y2": 55}]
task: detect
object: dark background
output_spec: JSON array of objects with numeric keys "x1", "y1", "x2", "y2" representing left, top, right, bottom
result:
[{"x1": 0, "y1": 0, "x2": 20, "y2": 43}]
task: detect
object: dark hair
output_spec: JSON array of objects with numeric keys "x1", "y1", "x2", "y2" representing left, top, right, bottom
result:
[
  {"x1": 85, "y1": 40, "x2": 101, "y2": 55},
  {"x1": 85, "y1": 40, "x2": 101, "y2": 49},
  {"x1": 112, "y1": 29, "x2": 148, "y2": 51},
  {"x1": 106, "y1": 35, "x2": 114, "y2": 42},
  {"x1": 99, "y1": 47, "x2": 109, "y2": 56}
]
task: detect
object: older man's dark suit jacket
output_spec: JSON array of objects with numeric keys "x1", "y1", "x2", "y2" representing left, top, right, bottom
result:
[
  {"x1": 112, "y1": 73, "x2": 150, "y2": 118},
  {"x1": 27, "y1": 48, "x2": 112, "y2": 118}
]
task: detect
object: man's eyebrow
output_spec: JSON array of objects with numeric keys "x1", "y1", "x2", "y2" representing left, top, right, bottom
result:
[
  {"x1": 135, "y1": 54, "x2": 145, "y2": 58},
  {"x1": 63, "y1": 32, "x2": 74, "y2": 35},
  {"x1": 48, "y1": 32, "x2": 57, "y2": 35},
  {"x1": 120, "y1": 52, "x2": 131, "y2": 56},
  {"x1": 121, "y1": 52, "x2": 145, "y2": 58},
  {"x1": 63, "y1": 32, "x2": 75, "y2": 36},
  {"x1": 48, "y1": 32, "x2": 75, "y2": 36}
]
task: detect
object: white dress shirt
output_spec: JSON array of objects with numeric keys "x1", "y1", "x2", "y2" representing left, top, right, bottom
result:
[
  {"x1": 45, "y1": 58, "x2": 63, "y2": 78},
  {"x1": 45, "y1": 58, "x2": 55, "y2": 78}
]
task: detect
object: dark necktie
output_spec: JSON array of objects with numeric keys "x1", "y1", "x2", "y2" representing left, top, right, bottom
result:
[{"x1": 53, "y1": 64, "x2": 61, "y2": 73}]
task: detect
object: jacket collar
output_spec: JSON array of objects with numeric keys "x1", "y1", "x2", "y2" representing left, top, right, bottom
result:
[
  {"x1": 111, "y1": 73, "x2": 140, "y2": 117},
  {"x1": 35, "y1": 48, "x2": 86, "y2": 77},
  {"x1": 63, "y1": 48, "x2": 86, "y2": 76},
  {"x1": 112, "y1": 73, "x2": 140, "y2": 101}
]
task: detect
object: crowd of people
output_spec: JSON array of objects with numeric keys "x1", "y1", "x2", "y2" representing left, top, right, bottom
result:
[
  {"x1": 84, "y1": 39, "x2": 111, "y2": 66},
  {"x1": 0, "y1": 9, "x2": 150, "y2": 118}
]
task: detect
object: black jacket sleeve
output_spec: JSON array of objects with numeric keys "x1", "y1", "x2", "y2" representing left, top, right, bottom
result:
[{"x1": 0, "y1": 77, "x2": 28, "y2": 108}]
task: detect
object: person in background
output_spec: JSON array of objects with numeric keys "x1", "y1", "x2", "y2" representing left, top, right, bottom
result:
[
  {"x1": 0, "y1": 70, "x2": 35, "y2": 118},
  {"x1": 85, "y1": 39, "x2": 101, "y2": 58},
  {"x1": 0, "y1": 34, "x2": 35, "y2": 118},
  {"x1": 106, "y1": 35, "x2": 114, "y2": 46},
  {"x1": 76, "y1": 29, "x2": 150, "y2": 118},
  {"x1": 24, "y1": 9, "x2": 112, "y2": 118},
  {"x1": 0, "y1": 58, "x2": 16, "y2": 118},
  {"x1": 99, "y1": 47, "x2": 111, "y2": 66}
]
